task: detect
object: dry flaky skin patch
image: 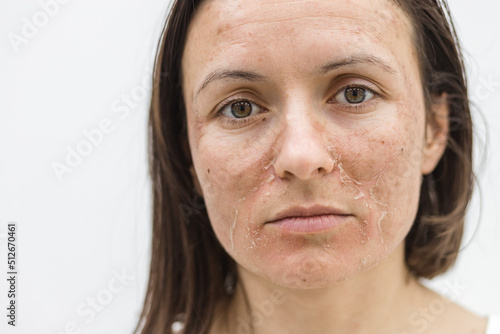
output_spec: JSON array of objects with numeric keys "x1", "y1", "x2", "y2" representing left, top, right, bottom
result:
[
  {"x1": 196, "y1": 114, "x2": 422, "y2": 287},
  {"x1": 203, "y1": 130, "x2": 420, "y2": 288},
  {"x1": 195, "y1": 129, "x2": 421, "y2": 289},
  {"x1": 327, "y1": 145, "x2": 405, "y2": 252}
]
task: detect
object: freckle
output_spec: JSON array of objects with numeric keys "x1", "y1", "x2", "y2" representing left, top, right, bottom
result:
[
  {"x1": 302, "y1": 279, "x2": 306, "y2": 282},
  {"x1": 381, "y1": 141, "x2": 385, "y2": 144}
]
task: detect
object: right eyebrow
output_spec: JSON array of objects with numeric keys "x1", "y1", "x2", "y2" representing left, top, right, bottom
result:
[{"x1": 195, "y1": 70, "x2": 267, "y2": 99}]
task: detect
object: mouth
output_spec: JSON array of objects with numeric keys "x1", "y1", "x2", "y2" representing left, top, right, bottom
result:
[{"x1": 265, "y1": 205, "x2": 352, "y2": 234}]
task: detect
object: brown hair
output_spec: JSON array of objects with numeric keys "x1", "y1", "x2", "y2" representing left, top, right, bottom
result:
[{"x1": 136, "y1": 0, "x2": 473, "y2": 333}]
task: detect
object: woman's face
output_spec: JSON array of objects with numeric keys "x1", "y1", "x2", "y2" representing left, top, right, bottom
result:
[{"x1": 182, "y1": 0, "x2": 445, "y2": 288}]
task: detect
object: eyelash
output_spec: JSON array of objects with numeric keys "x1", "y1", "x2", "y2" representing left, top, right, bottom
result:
[{"x1": 214, "y1": 84, "x2": 380, "y2": 126}]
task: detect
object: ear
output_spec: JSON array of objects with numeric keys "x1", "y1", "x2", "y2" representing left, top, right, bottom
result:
[
  {"x1": 190, "y1": 165, "x2": 204, "y2": 197},
  {"x1": 421, "y1": 93, "x2": 449, "y2": 175}
]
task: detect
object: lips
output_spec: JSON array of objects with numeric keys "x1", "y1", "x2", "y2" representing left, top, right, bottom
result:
[{"x1": 266, "y1": 205, "x2": 352, "y2": 233}]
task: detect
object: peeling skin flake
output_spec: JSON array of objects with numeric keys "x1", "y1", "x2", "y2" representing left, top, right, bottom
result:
[
  {"x1": 359, "y1": 255, "x2": 372, "y2": 271},
  {"x1": 354, "y1": 192, "x2": 365, "y2": 200},
  {"x1": 338, "y1": 163, "x2": 363, "y2": 186},
  {"x1": 230, "y1": 209, "x2": 238, "y2": 250},
  {"x1": 369, "y1": 174, "x2": 390, "y2": 208},
  {"x1": 264, "y1": 153, "x2": 277, "y2": 170},
  {"x1": 377, "y1": 211, "x2": 388, "y2": 250},
  {"x1": 335, "y1": 161, "x2": 366, "y2": 205}
]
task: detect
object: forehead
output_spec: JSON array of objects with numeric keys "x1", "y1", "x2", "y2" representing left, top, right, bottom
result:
[
  {"x1": 182, "y1": 0, "x2": 415, "y2": 98},
  {"x1": 196, "y1": 0, "x2": 407, "y2": 38}
]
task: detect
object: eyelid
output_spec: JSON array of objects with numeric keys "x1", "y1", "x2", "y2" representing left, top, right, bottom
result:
[
  {"x1": 332, "y1": 80, "x2": 380, "y2": 97},
  {"x1": 332, "y1": 73, "x2": 388, "y2": 93}
]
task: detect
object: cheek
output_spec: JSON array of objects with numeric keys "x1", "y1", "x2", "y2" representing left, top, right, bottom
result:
[
  {"x1": 192, "y1": 133, "x2": 277, "y2": 251},
  {"x1": 335, "y1": 120, "x2": 422, "y2": 227},
  {"x1": 333, "y1": 112, "x2": 424, "y2": 242}
]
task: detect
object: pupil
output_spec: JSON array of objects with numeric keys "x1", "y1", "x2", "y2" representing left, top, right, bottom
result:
[
  {"x1": 231, "y1": 101, "x2": 252, "y2": 118},
  {"x1": 345, "y1": 88, "x2": 366, "y2": 104}
]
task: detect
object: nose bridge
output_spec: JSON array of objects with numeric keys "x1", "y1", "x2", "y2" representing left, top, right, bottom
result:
[
  {"x1": 273, "y1": 97, "x2": 335, "y2": 180},
  {"x1": 284, "y1": 106, "x2": 320, "y2": 146},
  {"x1": 281, "y1": 91, "x2": 320, "y2": 137}
]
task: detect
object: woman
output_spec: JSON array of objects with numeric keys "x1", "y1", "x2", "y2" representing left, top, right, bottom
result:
[{"x1": 137, "y1": 0, "x2": 499, "y2": 333}]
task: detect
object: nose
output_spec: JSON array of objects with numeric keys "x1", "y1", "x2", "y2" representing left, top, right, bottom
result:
[{"x1": 273, "y1": 111, "x2": 335, "y2": 180}]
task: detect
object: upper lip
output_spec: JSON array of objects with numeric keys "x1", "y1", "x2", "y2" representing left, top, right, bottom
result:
[{"x1": 266, "y1": 205, "x2": 351, "y2": 223}]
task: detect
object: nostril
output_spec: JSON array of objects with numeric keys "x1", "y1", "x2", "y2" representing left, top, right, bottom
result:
[{"x1": 274, "y1": 149, "x2": 335, "y2": 181}]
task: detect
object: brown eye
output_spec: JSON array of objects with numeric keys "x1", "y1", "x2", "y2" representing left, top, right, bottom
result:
[
  {"x1": 219, "y1": 99, "x2": 265, "y2": 121},
  {"x1": 231, "y1": 101, "x2": 253, "y2": 118},
  {"x1": 344, "y1": 87, "x2": 366, "y2": 103},
  {"x1": 334, "y1": 86, "x2": 375, "y2": 105}
]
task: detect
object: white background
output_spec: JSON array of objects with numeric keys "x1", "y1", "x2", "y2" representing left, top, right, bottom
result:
[{"x1": 0, "y1": 0, "x2": 498, "y2": 333}]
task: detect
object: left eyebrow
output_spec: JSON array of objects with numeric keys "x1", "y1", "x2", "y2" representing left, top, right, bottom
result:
[
  {"x1": 318, "y1": 54, "x2": 398, "y2": 76},
  {"x1": 195, "y1": 69, "x2": 268, "y2": 98}
]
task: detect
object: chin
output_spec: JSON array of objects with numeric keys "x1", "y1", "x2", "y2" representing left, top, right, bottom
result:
[{"x1": 237, "y1": 239, "x2": 390, "y2": 290}]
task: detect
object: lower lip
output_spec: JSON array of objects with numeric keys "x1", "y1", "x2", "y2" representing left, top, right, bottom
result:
[{"x1": 267, "y1": 214, "x2": 350, "y2": 234}]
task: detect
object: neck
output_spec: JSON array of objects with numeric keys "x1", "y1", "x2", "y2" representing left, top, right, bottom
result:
[{"x1": 219, "y1": 243, "x2": 426, "y2": 334}]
